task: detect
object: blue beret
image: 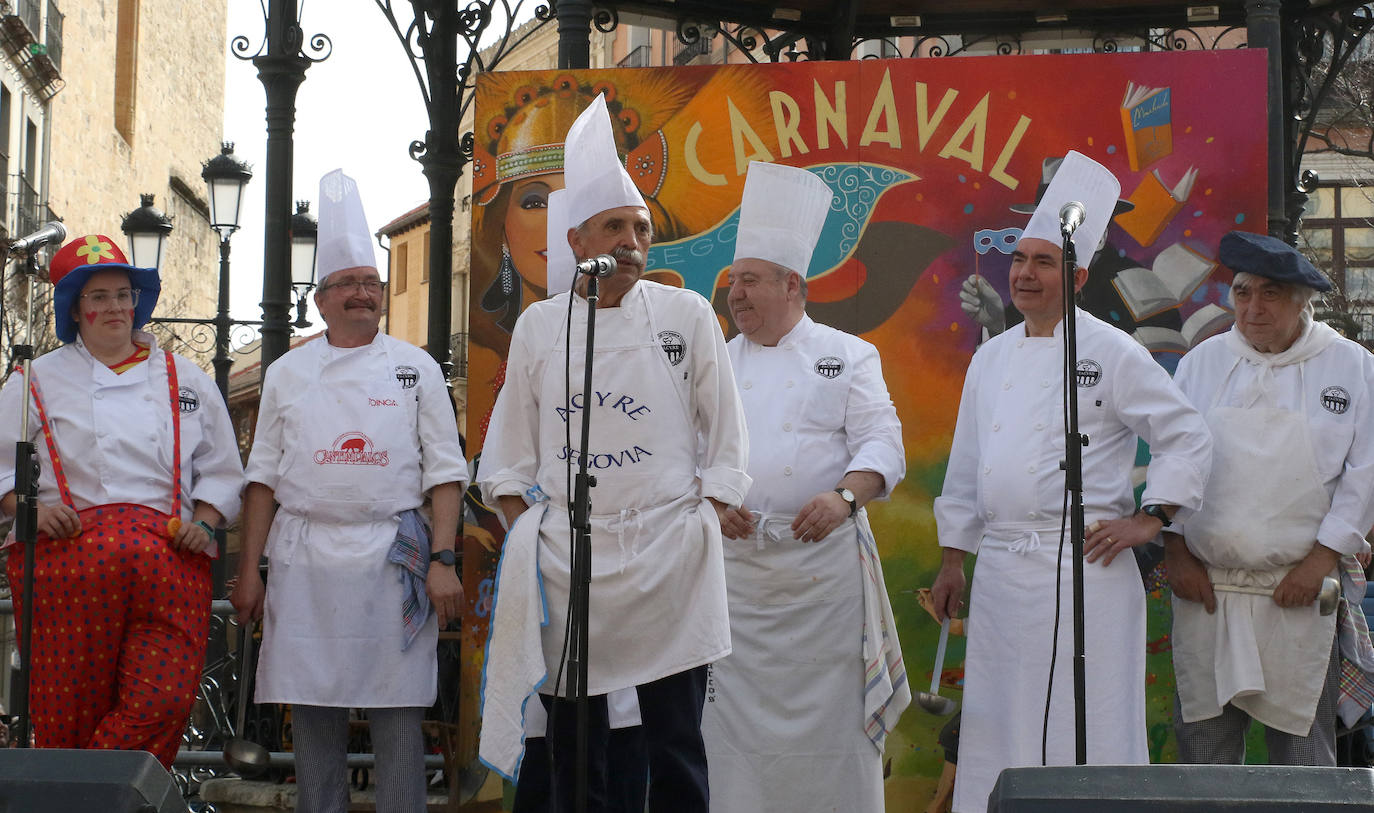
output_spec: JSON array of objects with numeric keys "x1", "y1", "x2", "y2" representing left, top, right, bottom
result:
[{"x1": 1219, "y1": 230, "x2": 1331, "y2": 293}]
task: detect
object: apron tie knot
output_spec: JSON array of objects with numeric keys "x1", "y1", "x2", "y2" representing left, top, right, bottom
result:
[
  {"x1": 525, "y1": 484, "x2": 549, "y2": 504},
  {"x1": 1008, "y1": 531, "x2": 1042, "y2": 556},
  {"x1": 751, "y1": 512, "x2": 793, "y2": 550}
]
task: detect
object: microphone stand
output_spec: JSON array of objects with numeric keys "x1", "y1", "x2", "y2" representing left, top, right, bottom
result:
[
  {"x1": 10, "y1": 249, "x2": 46, "y2": 749},
  {"x1": 1057, "y1": 232, "x2": 1088, "y2": 765},
  {"x1": 567, "y1": 271, "x2": 598, "y2": 813}
]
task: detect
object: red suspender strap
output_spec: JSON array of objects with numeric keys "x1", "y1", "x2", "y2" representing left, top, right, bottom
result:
[
  {"x1": 164, "y1": 351, "x2": 183, "y2": 521},
  {"x1": 26, "y1": 377, "x2": 74, "y2": 509}
]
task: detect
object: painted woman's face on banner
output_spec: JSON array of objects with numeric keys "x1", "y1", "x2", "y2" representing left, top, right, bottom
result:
[{"x1": 504, "y1": 175, "x2": 566, "y2": 292}]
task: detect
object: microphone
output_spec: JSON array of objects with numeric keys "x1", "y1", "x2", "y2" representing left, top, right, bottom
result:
[
  {"x1": 1059, "y1": 201, "x2": 1086, "y2": 238},
  {"x1": 575, "y1": 254, "x2": 619, "y2": 278},
  {"x1": 8, "y1": 221, "x2": 67, "y2": 255}
]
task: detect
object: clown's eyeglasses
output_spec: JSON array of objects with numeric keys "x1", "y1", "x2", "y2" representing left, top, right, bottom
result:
[{"x1": 80, "y1": 289, "x2": 140, "y2": 308}]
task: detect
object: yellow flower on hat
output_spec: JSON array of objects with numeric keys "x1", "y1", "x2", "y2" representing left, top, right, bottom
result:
[{"x1": 75, "y1": 235, "x2": 116, "y2": 264}]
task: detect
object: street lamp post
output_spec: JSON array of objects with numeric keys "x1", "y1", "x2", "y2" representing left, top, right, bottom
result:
[
  {"x1": 233, "y1": 0, "x2": 329, "y2": 375},
  {"x1": 203, "y1": 143, "x2": 254, "y2": 402}
]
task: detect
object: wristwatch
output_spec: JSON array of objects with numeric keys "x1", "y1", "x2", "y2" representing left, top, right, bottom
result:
[
  {"x1": 1139, "y1": 504, "x2": 1172, "y2": 528},
  {"x1": 194, "y1": 519, "x2": 216, "y2": 538},
  {"x1": 834, "y1": 487, "x2": 858, "y2": 518},
  {"x1": 430, "y1": 549, "x2": 458, "y2": 567}
]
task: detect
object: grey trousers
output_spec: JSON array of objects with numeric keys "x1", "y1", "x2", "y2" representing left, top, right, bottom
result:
[
  {"x1": 1174, "y1": 633, "x2": 1340, "y2": 766},
  {"x1": 291, "y1": 705, "x2": 427, "y2": 813}
]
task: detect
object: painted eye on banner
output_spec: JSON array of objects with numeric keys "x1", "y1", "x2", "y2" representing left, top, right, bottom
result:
[
  {"x1": 487, "y1": 115, "x2": 507, "y2": 141},
  {"x1": 554, "y1": 75, "x2": 578, "y2": 96},
  {"x1": 590, "y1": 79, "x2": 617, "y2": 103},
  {"x1": 513, "y1": 85, "x2": 538, "y2": 106},
  {"x1": 619, "y1": 107, "x2": 641, "y2": 134}
]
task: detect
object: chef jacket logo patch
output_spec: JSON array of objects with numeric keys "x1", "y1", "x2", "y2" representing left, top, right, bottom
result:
[
  {"x1": 658, "y1": 331, "x2": 685, "y2": 366},
  {"x1": 177, "y1": 386, "x2": 200, "y2": 413},
  {"x1": 394, "y1": 365, "x2": 418, "y2": 389},
  {"x1": 1075, "y1": 359, "x2": 1103, "y2": 388},
  {"x1": 1321, "y1": 385, "x2": 1351, "y2": 415},
  {"x1": 814, "y1": 356, "x2": 844, "y2": 379},
  {"x1": 314, "y1": 431, "x2": 390, "y2": 466}
]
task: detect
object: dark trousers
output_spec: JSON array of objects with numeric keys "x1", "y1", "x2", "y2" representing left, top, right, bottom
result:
[
  {"x1": 513, "y1": 727, "x2": 647, "y2": 813},
  {"x1": 535, "y1": 665, "x2": 709, "y2": 813}
]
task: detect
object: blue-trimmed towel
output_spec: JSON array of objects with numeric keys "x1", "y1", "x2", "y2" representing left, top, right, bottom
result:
[
  {"x1": 387, "y1": 508, "x2": 432, "y2": 651},
  {"x1": 857, "y1": 512, "x2": 911, "y2": 751}
]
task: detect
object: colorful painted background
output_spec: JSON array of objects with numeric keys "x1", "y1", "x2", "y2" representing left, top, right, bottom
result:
[{"x1": 463, "y1": 49, "x2": 1269, "y2": 807}]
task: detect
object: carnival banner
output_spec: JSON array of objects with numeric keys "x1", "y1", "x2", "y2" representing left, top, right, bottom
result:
[{"x1": 463, "y1": 48, "x2": 1268, "y2": 807}]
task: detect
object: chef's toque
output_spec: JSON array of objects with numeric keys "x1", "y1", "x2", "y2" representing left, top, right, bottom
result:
[
  {"x1": 317, "y1": 168, "x2": 377, "y2": 284},
  {"x1": 563, "y1": 94, "x2": 647, "y2": 231},
  {"x1": 732, "y1": 160, "x2": 833, "y2": 276},
  {"x1": 1019, "y1": 150, "x2": 1120, "y2": 267}
]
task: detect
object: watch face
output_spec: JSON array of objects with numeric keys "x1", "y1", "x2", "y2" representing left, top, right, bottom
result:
[{"x1": 432, "y1": 549, "x2": 457, "y2": 566}]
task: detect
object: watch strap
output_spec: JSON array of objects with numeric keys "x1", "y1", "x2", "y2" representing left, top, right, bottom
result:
[{"x1": 194, "y1": 519, "x2": 216, "y2": 537}]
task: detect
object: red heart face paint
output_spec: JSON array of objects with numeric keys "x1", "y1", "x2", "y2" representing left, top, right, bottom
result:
[{"x1": 83, "y1": 310, "x2": 98, "y2": 325}]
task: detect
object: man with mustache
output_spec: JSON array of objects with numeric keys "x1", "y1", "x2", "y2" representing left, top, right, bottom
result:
[
  {"x1": 479, "y1": 95, "x2": 749, "y2": 812},
  {"x1": 931, "y1": 152, "x2": 1211, "y2": 812},
  {"x1": 233, "y1": 169, "x2": 467, "y2": 812}
]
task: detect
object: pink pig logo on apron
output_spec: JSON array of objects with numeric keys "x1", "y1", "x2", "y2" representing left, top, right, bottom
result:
[{"x1": 314, "y1": 431, "x2": 390, "y2": 466}]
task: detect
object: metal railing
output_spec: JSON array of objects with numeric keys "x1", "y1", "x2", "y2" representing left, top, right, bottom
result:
[
  {"x1": 618, "y1": 43, "x2": 651, "y2": 68},
  {"x1": 449, "y1": 331, "x2": 468, "y2": 379},
  {"x1": 13, "y1": 172, "x2": 37, "y2": 237},
  {"x1": 674, "y1": 36, "x2": 710, "y2": 65}
]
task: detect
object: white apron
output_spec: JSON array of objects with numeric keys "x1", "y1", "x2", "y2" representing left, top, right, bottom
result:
[
  {"x1": 532, "y1": 288, "x2": 730, "y2": 695},
  {"x1": 1172, "y1": 404, "x2": 1336, "y2": 735},
  {"x1": 952, "y1": 524, "x2": 1147, "y2": 813},
  {"x1": 255, "y1": 341, "x2": 438, "y2": 707},
  {"x1": 703, "y1": 513, "x2": 879, "y2": 813}
]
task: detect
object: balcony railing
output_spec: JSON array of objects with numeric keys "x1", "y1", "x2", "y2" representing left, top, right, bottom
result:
[
  {"x1": 619, "y1": 44, "x2": 651, "y2": 69},
  {"x1": 674, "y1": 36, "x2": 710, "y2": 65},
  {"x1": 449, "y1": 332, "x2": 468, "y2": 380},
  {"x1": 14, "y1": 172, "x2": 38, "y2": 238}
]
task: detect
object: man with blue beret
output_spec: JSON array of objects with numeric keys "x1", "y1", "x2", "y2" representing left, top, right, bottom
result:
[{"x1": 1166, "y1": 229, "x2": 1374, "y2": 765}]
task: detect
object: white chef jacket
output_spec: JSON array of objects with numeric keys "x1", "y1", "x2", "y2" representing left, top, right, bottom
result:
[
  {"x1": 1172, "y1": 326, "x2": 1374, "y2": 556},
  {"x1": 704, "y1": 314, "x2": 906, "y2": 813},
  {"x1": 936, "y1": 309, "x2": 1211, "y2": 550},
  {"x1": 934, "y1": 309, "x2": 1211, "y2": 813},
  {"x1": 481, "y1": 280, "x2": 751, "y2": 510},
  {"x1": 480, "y1": 279, "x2": 749, "y2": 690},
  {"x1": 725, "y1": 314, "x2": 905, "y2": 512},
  {"x1": 245, "y1": 332, "x2": 468, "y2": 707},
  {"x1": 0, "y1": 331, "x2": 243, "y2": 536}
]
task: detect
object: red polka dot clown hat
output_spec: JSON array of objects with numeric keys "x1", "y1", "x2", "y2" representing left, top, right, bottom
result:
[{"x1": 49, "y1": 234, "x2": 160, "y2": 344}]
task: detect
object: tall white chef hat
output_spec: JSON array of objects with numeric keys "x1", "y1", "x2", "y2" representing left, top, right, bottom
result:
[
  {"x1": 732, "y1": 161, "x2": 833, "y2": 276},
  {"x1": 317, "y1": 168, "x2": 377, "y2": 283},
  {"x1": 1019, "y1": 150, "x2": 1121, "y2": 268},
  {"x1": 545, "y1": 188, "x2": 575, "y2": 296},
  {"x1": 564, "y1": 94, "x2": 647, "y2": 233}
]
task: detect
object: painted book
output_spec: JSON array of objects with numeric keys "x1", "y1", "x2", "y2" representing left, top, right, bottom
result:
[
  {"x1": 1112, "y1": 242, "x2": 1217, "y2": 321},
  {"x1": 1133, "y1": 302, "x2": 1234, "y2": 353},
  {"x1": 1120, "y1": 82, "x2": 1173, "y2": 171},
  {"x1": 1116, "y1": 165, "x2": 1199, "y2": 247}
]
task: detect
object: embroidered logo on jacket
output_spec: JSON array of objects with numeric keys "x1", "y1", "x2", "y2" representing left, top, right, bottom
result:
[
  {"x1": 658, "y1": 331, "x2": 685, "y2": 366},
  {"x1": 814, "y1": 356, "x2": 844, "y2": 379},
  {"x1": 1075, "y1": 359, "x2": 1103, "y2": 388},
  {"x1": 314, "y1": 432, "x2": 390, "y2": 466},
  {"x1": 1321, "y1": 385, "x2": 1351, "y2": 415},
  {"x1": 394, "y1": 365, "x2": 419, "y2": 389},
  {"x1": 178, "y1": 386, "x2": 200, "y2": 413}
]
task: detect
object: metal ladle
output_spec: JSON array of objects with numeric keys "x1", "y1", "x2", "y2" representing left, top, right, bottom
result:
[
  {"x1": 223, "y1": 618, "x2": 270, "y2": 777},
  {"x1": 1212, "y1": 576, "x2": 1342, "y2": 616},
  {"x1": 915, "y1": 617, "x2": 959, "y2": 716}
]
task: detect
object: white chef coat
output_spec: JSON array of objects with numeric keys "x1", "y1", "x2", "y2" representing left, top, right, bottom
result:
[
  {"x1": 1170, "y1": 322, "x2": 1374, "y2": 734},
  {"x1": 934, "y1": 309, "x2": 1211, "y2": 813},
  {"x1": 480, "y1": 279, "x2": 749, "y2": 695},
  {"x1": 703, "y1": 314, "x2": 905, "y2": 813},
  {"x1": 245, "y1": 332, "x2": 467, "y2": 707},
  {"x1": 0, "y1": 331, "x2": 243, "y2": 535}
]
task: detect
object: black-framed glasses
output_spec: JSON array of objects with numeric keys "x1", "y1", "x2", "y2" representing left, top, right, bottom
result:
[
  {"x1": 321, "y1": 279, "x2": 385, "y2": 295},
  {"x1": 79, "y1": 288, "x2": 140, "y2": 308}
]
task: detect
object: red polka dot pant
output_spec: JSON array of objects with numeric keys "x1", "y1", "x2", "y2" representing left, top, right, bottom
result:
[{"x1": 7, "y1": 503, "x2": 210, "y2": 769}]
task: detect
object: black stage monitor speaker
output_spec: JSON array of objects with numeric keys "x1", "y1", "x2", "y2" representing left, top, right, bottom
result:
[
  {"x1": 988, "y1": 764, "x2": 1374, "y2": 812},
  {"x1": 0, "y1": 749, "x2": 188, "y2": 813}
]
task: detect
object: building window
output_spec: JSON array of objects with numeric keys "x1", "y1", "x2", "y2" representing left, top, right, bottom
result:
[
  {"x1": 1301, "y1": 182, "x2": 1374, "y2": 345},
  {"x1": 114, "y1": 0, "x2": 139, "y2": 143},
  {"x1": 422, "y1": 231, "x2": 430, "y2": 283},
  {"x1": 394, "y1": 241, "x2": 408, "y2": 294}
]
